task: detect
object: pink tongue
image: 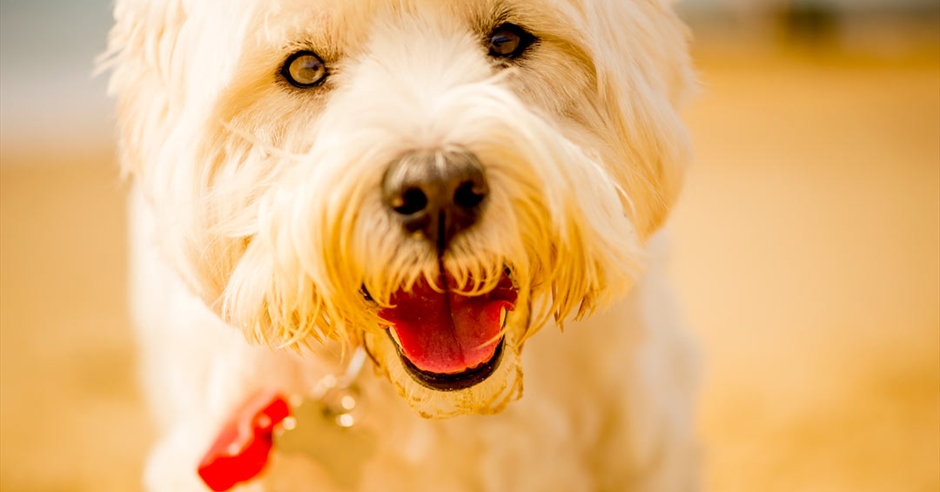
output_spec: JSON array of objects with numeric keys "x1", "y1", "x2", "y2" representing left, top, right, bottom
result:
[{"x1": 380, "y1": 275, "x2": 516, "y2": 374}]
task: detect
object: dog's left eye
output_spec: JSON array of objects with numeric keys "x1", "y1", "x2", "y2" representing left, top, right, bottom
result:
[
  {"x1": 282, "y1": 51, "x2": 327, "y2": 88},
  {"x1": 488, "y1": 24, "x2": 535, "y2": 58}
]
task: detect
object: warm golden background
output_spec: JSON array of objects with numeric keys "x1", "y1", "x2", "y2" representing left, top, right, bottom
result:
[{"x1": 1, "y1": 1, "x2": 938, "y2": 491}]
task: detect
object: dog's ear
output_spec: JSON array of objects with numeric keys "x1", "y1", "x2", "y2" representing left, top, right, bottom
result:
[
  {"x1": 583, "y1": 0, "x2": 696, "y2": 237},
  {"x1": 99, "y1": 0, "x2": 191, "y2": 179},
  {"x1": 100, "y1": 1, "x2": 250, "y2": 301}
]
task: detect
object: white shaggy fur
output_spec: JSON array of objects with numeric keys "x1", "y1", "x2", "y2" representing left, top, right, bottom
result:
[{"x1": 104, "y1": 0, "x2": 700, "y2": 490}]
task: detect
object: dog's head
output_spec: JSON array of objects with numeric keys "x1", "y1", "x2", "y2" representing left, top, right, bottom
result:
[{"x1": 105, "y1": 0, "x2": 694, "y2": 417}]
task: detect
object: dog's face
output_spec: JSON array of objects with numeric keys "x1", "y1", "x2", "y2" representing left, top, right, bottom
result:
[{"x1": 106, "y1": 0, "x2": 693, "y2": 417}]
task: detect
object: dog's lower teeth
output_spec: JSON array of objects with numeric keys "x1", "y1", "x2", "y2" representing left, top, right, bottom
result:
[{"x1": 500, "y1": 307, "x2": 508, "y2": 328}]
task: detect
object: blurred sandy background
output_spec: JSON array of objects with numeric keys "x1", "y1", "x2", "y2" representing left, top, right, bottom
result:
[{"x1": 1, "y1": 1, "x2": 938, "y2": 491}]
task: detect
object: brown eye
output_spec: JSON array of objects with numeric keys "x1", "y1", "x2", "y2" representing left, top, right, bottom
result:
[
  {"x1": 282, "y1": 51, "x2": 327, "y2": 87},
  {"x1": 488, "y1": 24, "x2": 535, "y2": 58}
]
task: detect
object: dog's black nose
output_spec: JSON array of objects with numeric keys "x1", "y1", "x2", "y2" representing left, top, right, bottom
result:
[{"x1": 382, "y1": 149, "x2": 489, "y2": 251}]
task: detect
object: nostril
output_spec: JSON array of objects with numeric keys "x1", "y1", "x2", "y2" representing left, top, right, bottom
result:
[
  {"x1": 454, "y1": 181, "x2": 486, "y2": 209},
  {"x1": 394, "y1": 188, "x2": 429, "y2": 216},
  {"x1": 382, "y1": 148, "x2": 489, "y2": 248}
]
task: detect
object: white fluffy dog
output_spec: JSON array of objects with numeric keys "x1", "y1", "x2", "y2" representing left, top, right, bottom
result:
[{"x1": 103, "y1": 0, "x2": 699, "y2": 490}]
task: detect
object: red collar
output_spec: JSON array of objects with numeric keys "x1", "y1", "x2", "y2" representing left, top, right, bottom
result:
[
  {"x1": 196, "y1": 348, "x2": 369, "y2": 491},
  {"x1": 197, "y1": 390, "x2": 291, "y2": 492}
]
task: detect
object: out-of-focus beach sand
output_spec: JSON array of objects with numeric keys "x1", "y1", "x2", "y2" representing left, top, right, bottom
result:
[{"x1": 1, "y1": 39, "x2": 938, "y2": 492}]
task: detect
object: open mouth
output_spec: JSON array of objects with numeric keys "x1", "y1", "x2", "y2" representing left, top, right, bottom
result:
[{"x1": 379, "y1": 271, "x2": 517, "y2": 391}]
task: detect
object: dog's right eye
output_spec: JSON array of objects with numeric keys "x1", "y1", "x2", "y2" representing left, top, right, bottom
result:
[
  {"x1": 282, "y1": 51, "x2": 327, "y2": 88},
  {"x1": 488, "y1": 24, "x2": 535, "y2": 59}
]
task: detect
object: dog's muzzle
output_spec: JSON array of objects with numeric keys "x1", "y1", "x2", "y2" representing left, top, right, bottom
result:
[{"x1": 377, "y1": 149, "x2": 518, "y2": 391}]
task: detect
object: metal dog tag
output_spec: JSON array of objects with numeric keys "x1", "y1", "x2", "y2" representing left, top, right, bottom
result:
[
  {"x1": 275, "y1": 390, "x2": 376, "y2": 490},
  {"x1": 274, "y1": 347, "x2": 376, "y2": 490}
]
